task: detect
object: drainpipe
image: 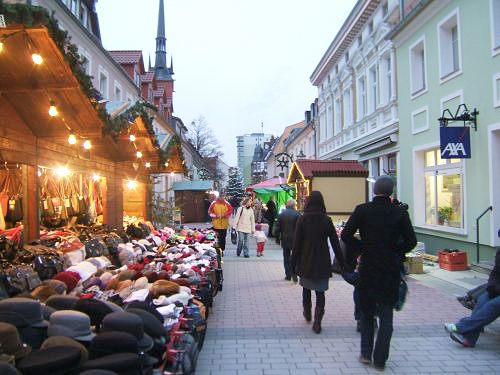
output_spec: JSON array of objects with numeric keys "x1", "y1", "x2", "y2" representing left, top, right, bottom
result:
[{"x1": 399, "y1": 0, "x2": 405, "y2": 21}]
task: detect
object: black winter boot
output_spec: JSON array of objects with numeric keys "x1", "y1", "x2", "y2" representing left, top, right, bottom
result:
[
  {"x1": 312, "y1": 306, "x2": 324, "y2": 334},
  {"x1": 303, "y1": 301, "x2": 312, "y2": 322}
]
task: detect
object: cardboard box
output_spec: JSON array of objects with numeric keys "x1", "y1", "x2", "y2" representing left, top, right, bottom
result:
[{"x1": 406, "y1": 254, "x2": 424, "y2": 274}]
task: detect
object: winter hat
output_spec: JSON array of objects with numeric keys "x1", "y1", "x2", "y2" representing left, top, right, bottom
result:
[
  {"x1": 116, "y1": 280, "x2": 133, "y2": 293},
  {"x1": 99, "y1": 272, "x2": 114, "y2": 286},
  {"x1": 145, "y1": 271, "x2": 159, "y2": 283},
  {"x1": 101, "y1": 312, "x2": 153, "y2": 351},
  {"x1": 150, "y1": 280, "x2": 180, "y2": 298},
  {"x1": 41, "y1": 336, "x2": 88, "y2": 365},
  {"x1": 255, "y1": 224, "x2": 262, "y2": 231},
  {"x1": 45, "y1": 295, "x2": 79, "y2": 311},
  {"x1": 0, "y1": 322, "x2": 32, "y2": 360},
  {"x1": 106, "y1": 277, "x2": 120, "y2": 291},
  {"x1": 373, "y1": 175, "x2": 394, "y2": 196},
  {"x1": 41, "y1": 279, "x2": 67, "y2": 295},
  {"x1": 31, "y1": 285, "x2": 57, "y2": 302},
  {"x1": 0, "y1": 298, "x2": 48, "y2": 328},
  {"x1": 52, "y1": 272, "x2": 80, "y2": 293},
  {"x1": 86, "y1": 277, "x2": 104, "y2": 290},
  {"x1": 133, "y1": 277, "x2": 149, "y2": 290},
  {"x1": 67, "y1": 261, "x2": 98, "y2": 282}
]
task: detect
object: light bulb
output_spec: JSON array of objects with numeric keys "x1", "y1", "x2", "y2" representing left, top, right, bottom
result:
[
  {"x1": 56, "y1": 166, "x2": 70, "y2": 177},
  {"x1": 145, "y1": 162, "x2": 151, "y2": 168},
  {"x1": 83, "y1": 140, "x2": 92, "y2": 150},
  {"x1": 93, "y1": 174, "x2": 100, "y2": 181},
  {"x1": 0, "y1": 41, "x2": 3, "y2": 53},
  {"x1": 170, "y1": 172, "x2": 175, "y2": 177},
  {"x1": 48, "y1": 105, "x2": 58, "y2": 117},
  {"x1": 164, "y1": 162, "x2": 169, "y2": 167},
  {"x1": 32, "y1": 53, "x2": 43, "y2": 65},
  {"x1": 37, "y1": 170, "x2": 42, "y2": 177},
  {"x1": 136, "y1": 151, "x2": 142, "y2": 158},
  {"x1": 127, "y1": 180, "x2": 137, "y2": 189},
  {"x1": 129, "y1": 134, "x2": 136, "y2": 142},
  {"x1": 68, "y1": 133, "x2": 77, "y2": 144}
]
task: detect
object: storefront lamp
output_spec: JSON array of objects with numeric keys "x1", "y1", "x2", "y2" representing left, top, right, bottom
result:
[
  {"x1": 164, "y1": 161, "x2": 169, "y2": 167},
  {"x1": 67, "y1": 133, "x2": 77, "y2": 145},
  {"x1": 438, "y1": 104, "x2": 479, "y2": 131},
  {"x1": 83, "y1": 140, "x2": 92, "y2": 150},
  {"x1": 31, "y1": 53, "x2": 43, "y2": 65},
  {"x1": 56, "y1": 166, "x2": 70, "y2": 177},
  {"x1": 93, "y1": 174, "x2": 100, "y2": 182},
  {"x1": 136, "y1": 151, "x2": 143, "y2": 158},
  {"x1": 0, "y1": 41, "x2": 4, "y2": 53},
  {"x1": 145, "y1": 162, "x2": 151, "y2": 168},
  {"x1": 127, "y1": 180, "x2": 137, "y2": 189},
  {"x1": 129, "y1": 134, "x2": 136, "y2": 142}
]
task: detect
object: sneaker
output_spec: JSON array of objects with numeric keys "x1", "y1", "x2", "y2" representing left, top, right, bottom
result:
[
  {"x1": 450, "y1": 332, "x2": 474, "y2": 347},
  {"x1": 444, "y1": 323, "x2": 457, "y2": 333},
  {"x1": 358, "y1": 355, "x2": 371, "y2": 364},
  {"x1": 244, "y1": 255, "x2": 249, "y2": 258}
]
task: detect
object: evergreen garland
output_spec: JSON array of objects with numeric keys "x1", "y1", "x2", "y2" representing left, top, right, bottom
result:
[{"x1": 0, "y1": 2, "x2": 185, "y2": 167}]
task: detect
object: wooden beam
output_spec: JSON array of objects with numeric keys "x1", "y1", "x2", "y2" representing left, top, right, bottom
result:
[{"x1": 0, "y1": 83, "x2": 80, "y2": 94}]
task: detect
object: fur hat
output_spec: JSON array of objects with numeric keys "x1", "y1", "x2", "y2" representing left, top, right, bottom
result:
[
  {"x1": 150, "y1": 280, "x2": 180, "y2": 298},
  {"x1": 31, "y1": 285, "x2": 57, "y2": 302},
  {"x1": 41, "y1": 280, "x2": 67, "y2": 295},
  {"x1": 117, "y1": 269, "x2": 137, "y2": 282}
]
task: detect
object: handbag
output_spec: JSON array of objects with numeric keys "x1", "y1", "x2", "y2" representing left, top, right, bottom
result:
[
  {"x1": 5, "y1": 264, "x2": 41, "y2": 294},
  {"x1": 230, "y1": 227, "x2": 237, "y2": 245},
  {"x1": 394, "y1": 271, "x2": 408, "y2": 311}
]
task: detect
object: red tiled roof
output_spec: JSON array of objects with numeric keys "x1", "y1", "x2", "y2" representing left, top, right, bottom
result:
[
  {"x1": 142, "y1": 71, "x2": 155, "y2": 83},
  {"x1": 295, "y1": 159, "x2": 368, "y2": 178},
  {"x1": 108, "y1": 50, "x2": 142, "y2": 64}
]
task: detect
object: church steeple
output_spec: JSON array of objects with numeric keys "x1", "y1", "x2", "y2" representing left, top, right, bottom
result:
[{"x1": 154, "y1": 0, "x2": 172, "y2": 80}]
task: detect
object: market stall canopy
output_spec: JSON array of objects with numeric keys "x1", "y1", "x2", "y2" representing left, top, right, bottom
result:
[
  {"x1": 0, "y1": 27, "x2": 106, "y2": 150},
  {"x1": 246, "y1": 176, "x2": 287, "y2": 191},
  {"x1": 172, "y1": 180, "x2": 214, "y2": 191},
  {"x1": 288, "y1": 159, "x2": 368, "y2": 182}
]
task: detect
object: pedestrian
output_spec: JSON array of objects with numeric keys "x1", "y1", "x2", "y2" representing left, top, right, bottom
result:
[
  {"x1": 253, "y1": 223, "x2": 267, "y2": 257},
  {"x1": 274, "y1": 199, "x2": 301, "y2": 282},
  {"x1": 265, "y1": 197, "x2": 277, "y2": 237},
  {"x1": 254, "y1": 198, "x2": 263, "y2": 223},
  {"x1": 444, "y1": 247, "x2": 500, "y2": 347},
  {"x1": 341, "y1": 175, "x2": 417, "y2": 370},
  {"x1": 234, "y1": 197, "x2": 255, "y2": 258},
  {"x1": 229, "y1": 195, "x2": 240, "y2": 215},
  {"x1": 208, "y1": 194, "x2": 233, "y2": 253},
  {"x1": 291, "y1": 191, "x2": 345, "y2": 334}
]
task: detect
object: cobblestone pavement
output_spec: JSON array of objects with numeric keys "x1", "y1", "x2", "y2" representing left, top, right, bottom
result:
[{"x1": 196, "y1": 233, "x2": 500, "y2": 375}]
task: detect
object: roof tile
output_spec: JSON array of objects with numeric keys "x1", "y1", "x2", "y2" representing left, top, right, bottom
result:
[{"x1": 108, "y1": 50, "x2": 142, "y2": 64}]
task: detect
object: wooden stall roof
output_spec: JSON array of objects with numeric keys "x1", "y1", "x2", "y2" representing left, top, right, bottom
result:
[
  {"x1": 0, "y1": 27, "x2": 106, "y2": 148},
  {"x1": 288, "y1": 159, "x2": 368, "y2": 183}
]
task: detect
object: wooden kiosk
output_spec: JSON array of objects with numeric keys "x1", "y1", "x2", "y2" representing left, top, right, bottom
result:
[{"x1": 287, "y1": 160, "x2": 368, "y2": 222}]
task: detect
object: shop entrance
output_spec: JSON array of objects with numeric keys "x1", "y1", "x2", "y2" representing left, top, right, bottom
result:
[
  {"x1": 490, "y1": 126, "x2": 500, "y2": 247},
  {"x1": 123, "y1": 180, "x2": 146, "y2": 221}
]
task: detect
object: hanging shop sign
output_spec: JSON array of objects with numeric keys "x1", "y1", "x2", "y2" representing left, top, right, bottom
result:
[{"x1": 440, "y1": 127, "x2": 471, "y2": 159}]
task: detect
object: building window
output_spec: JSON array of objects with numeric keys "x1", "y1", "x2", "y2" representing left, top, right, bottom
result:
[
  {"x1": 334, "y1": 98, "x2": 342, "y2": 134},
  {"x1": 491, "y1": 0, "x2": 500, "y2": 52},
  {"x1": 438, "y1": 10, "x2": 461, "y2": 80},
  {"x1": 114, "y1": 82, "x2": 122, "y2": 101},
  {"x1": 320, "y1": 111, "x2": 326, "y2": 142},
  {"x1": 134, "y1": 69, "x2": 141, "y2": 87},
  {"x1": 345, "y1": 51, "x2": 349, "y2": 63},
  {"x1": 79, "y1": 3, "x2": 88, "y2": 28},
  {"x1": 358, "y1": 35, "x2": 363, "y2": 46},
  {"x1": 369, "y1": 65, "x2": 378, "y2": 113},
  {"x1": 343, "y1": 88, "x2": 352, "y2": 127},
  {"x1": 70, "y1": 0, "x2": 78, "y2": 16},
  {"x1": 388, "y1": 153, "x2": 397, "y2": 198},
  {"x1": 423, "y1": 148, "x2": 463, "y2": 229},
  {"x1": 327, "y1": 105, "x2": 333, "y2": 139},
  {"x1": 98, "y1": 68, "x2": 108, "y2": 99},
  {"x1": 409, "y1": 37, "x2": 427, "y2": 96},
  {"x1": 80, "y1": 51, "x2": 91, "y2": 75},
  {"x1": 357, "y1": 76, "x2": 366, "y2": 121},
  {"x1": 382, "y1": 1, "x2": 388, "y2": 17},
  {"x1": 385, "y1": 54, "x2": 392, "y2": 102}
]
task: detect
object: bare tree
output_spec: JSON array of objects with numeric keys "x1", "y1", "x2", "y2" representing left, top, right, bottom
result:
[{"x1": 187, "y1": 116, "x2": 223, "y2": 158}]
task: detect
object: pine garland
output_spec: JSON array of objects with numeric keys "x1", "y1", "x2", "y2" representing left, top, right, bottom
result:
[{"x1": 0, "y1": 2, "x2": 185, "y2": 167}]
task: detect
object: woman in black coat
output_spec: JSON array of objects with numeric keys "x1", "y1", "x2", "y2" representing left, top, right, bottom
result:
[{"x1": 290, "y1": 191, "x2": 345, "y2": 333}]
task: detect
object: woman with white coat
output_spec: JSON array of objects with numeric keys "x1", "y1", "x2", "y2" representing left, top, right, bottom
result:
[{"x1": 234, "y1": 197, "x2": 255, "y2": 258}]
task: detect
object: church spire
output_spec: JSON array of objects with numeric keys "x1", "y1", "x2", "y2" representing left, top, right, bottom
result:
[
  {"x1": 148, "y1": 54, "x2": 152, "y2": 71},
  {"x1": 154, "y1": 0, "x2": 172, "y2": 80},
  {"x1": 169, "y1": 55, "x2": 174, "y2": 74}
]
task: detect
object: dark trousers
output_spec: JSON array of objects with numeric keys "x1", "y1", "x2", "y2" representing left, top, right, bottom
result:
[
  {"x1": 214, "y1": 229, "x2": 227, "y2": 251},
  {"x1": 268, "y1": 218, "x2": 275, "y2": 237},
  {"x1": 457, "y1": 291, "x2": 500, "y2": 345},
  {"x1": 360, "y1": 300, "x2": 393, "y2": 366},
  {"x1": 303, "y1": 288, "x2": 325, "y2": 308},
  {"x1": 283, "y1": 245, "x2": 292, "y2": 278}
]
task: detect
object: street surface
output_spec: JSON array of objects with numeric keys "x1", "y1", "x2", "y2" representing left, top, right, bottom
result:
[{"x1": 193, "y1": 230, "x2": 500, "y2": 374}]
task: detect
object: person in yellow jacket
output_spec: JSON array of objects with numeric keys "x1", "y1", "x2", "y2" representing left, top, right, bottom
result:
[{"x1": 208, "y1": 194, "x2": 233, "y2": 251}]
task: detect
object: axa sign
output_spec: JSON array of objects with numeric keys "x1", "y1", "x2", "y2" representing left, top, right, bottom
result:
[{"x1": 440, "y1": 127, "x2": 471, "y2": 159}]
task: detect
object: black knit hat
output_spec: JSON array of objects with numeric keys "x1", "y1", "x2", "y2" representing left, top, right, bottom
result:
[{"x1": 373, "y1": 175, "x2": 394, "y2": 196}]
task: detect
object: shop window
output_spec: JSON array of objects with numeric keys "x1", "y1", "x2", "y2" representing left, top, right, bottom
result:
[
  {"x1": 388, "y1": 153, "x2": 398, "y2": 198},
  {"x1": 438, "y1": 10, "x2": 461, "y2": 81},
  {"x1": 409, "y1": 37, "x2": 427, "y2": 96},
  {"x1": 423, "y1": 148, "x2": 463, "y2": 229},
  {"x1": 491, "y1": 0, "x2": 500, "y2": 52}
]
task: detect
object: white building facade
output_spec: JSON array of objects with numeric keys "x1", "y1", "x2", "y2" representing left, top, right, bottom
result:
[{"x1": 311, "y1": 0, "x2": 401, "y2": 197}]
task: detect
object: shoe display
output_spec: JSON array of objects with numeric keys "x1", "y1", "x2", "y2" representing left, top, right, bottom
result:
[
  {"x1": 444, "y1": 323, "x2": 457, "y2": 333},
  {"x1": 450, "y1": 332, "x2": 473, "y2": 347}
]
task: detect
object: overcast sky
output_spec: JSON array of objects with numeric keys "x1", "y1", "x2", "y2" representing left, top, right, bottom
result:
[{"x1": 96, "y1": 0, "x2": 357, "y2": 166}]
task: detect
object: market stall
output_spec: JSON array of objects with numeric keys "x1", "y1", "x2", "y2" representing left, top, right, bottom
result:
[
  {"x1": 287, "y1": 159, "x2": 368, "y2": 221},
  {"x1": 173, "y1": 180, "x2": 214, "y2": 223},
  {"x1": 246, "y1": 176, "x2": 294, "y2": 212}
]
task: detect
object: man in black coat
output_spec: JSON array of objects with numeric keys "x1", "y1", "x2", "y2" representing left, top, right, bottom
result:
[
  {"x1": 341, "y1": 175, "x2": 417, "y2": 370},
  {"x1": 274, "y1": 199, "x2": 301, "y2": 282},
  {"x1": 444, "y1": 247, "x2": 500, "y2": 347},
  {"x1": 265, "y1": 197, "x2": 277, "y2": 237}
]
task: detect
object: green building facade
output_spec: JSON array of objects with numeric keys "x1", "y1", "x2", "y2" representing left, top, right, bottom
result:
[{"x1": 391, "y1": 0, "x2": 500, "y2": 264}]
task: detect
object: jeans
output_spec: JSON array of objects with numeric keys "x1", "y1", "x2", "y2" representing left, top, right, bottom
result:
[
  {"x1": 214, "y1": 229, "x2": 227, "y2": 251},
  {"x1": 456, "y1": 291, "x2": 500, "y2": 345},
  {"x1": 237, "y1": 231, "x2": 249, "y2": 256},
  {"x1": 360, "y1": 301, "x2": 393, "y2": 366},
  {"x1": 303, "y1": 288, "x2": 325, "y2": 309},
  {"x1": 283, "y1": 245, "x2": 292, "y2": 278}
]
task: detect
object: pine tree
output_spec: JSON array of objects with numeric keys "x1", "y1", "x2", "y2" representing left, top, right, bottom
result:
[{"x1": 226, "y1": 168, "x2": 245, "y2": 205}]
